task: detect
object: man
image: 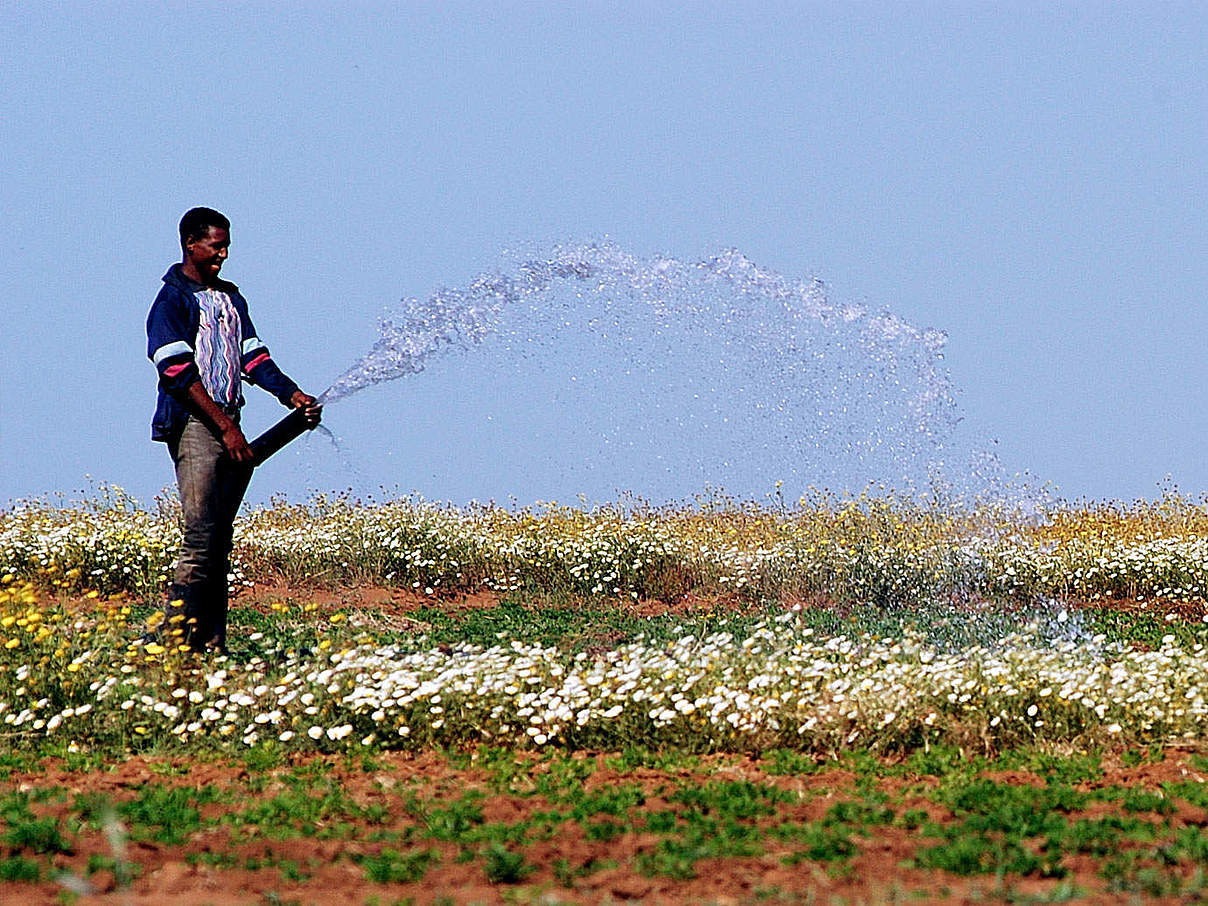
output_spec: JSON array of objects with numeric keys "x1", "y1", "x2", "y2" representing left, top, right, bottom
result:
[{"x1": 146, "y1": 207, "x2": 321, "y2": 652}]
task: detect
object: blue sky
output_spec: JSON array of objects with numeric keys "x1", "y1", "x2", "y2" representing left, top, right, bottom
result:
[{"x1": 3, "y1": 2, "x2": 1207, "y2": 507}]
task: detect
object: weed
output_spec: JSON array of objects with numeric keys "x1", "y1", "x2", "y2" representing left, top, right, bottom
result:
[
  {"x1": 360, "y1": 847, "x2": 437, "y2": 884},
  {"x1": 530, "y1": 755, "x2": 596, "y2": 799},
  {"x1": 992, "y1": 749, "x2": 1103, "y2": 785},
  {"x1": 228, "y1": 783, "x2": 362, "y2": 838},
  {"x1": 938, "y1": 778, "x2": 1085, "y2": 836},
  {"x1": 1048, "y1": 815, "x2": 1155, "y2": 857},
  {"x1": 914, "y1": 832, "x2": 1048, "y2": 877},
  {"x1": 762, "y1": 748, "x2": 820, "y2": 776},
  {"x1": 904, "y1": 743, "x2": 973, "y2": 777},
  {"x1": 605, "y1": 746, "x2": 698, "y2": 772},
  {"x1": 1004, "y1": 879, "x2": 1087, "y2": 902},
  {"x1": 242, "y1": 743, "x2": 286, "y2": 773},
  {"x1": 483, "y1": 842, "x2": 532, "y2": 884},
  {"x1": 567, "y1": 785, "x2": 645, "y2": 819},
  {"x1": 4, "y1": 814, "x2": 71, "y2": 854},
  {"x1": 582, "y1": 818, "x2": 626, "y2": 841},
  {"x1": 190, "y1": 850, "x2": 237, "y2": 869},
  {"x1": 1118, "y1": 786, "x2": 1176, "y2": 815},
  {"x1": 780, "y1": 823, "x2": 857, "y2": 863},
  {"x1": 552, "y1": 857, "x2": 574, "y2": 888},
  {"x1": 897, "y1": 808, "x2": 929, "y2": 831},
  {"x1": 119, "y1": 785, "x2": 205, "y2": 846},
  {"x1": 642, "y1": 810, "x2": 678, "y2": 833},
  {"x1": 276, "y1": 859, "x2": 309, "y2": 881},
  {"x1": 823, "y1": 798, "x2": 895, "y2": 828},
  {"x1": 0, "y1": 854, "x2": 41, "y2": 882},
  {"x1": 0, "y1": 751, "x2": 38, "y2": 779},
  {"x1": 421, "y1": 794, "x2": 486, "y2": 840},
  {"x1": 669, "y1": 779, "x2": 792, "y2": 820},
  {"x1": 1100, "y1": 850, "x2": 1189, "y2": 897}
]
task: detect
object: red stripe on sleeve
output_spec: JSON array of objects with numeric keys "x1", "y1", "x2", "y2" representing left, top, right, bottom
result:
[
  {"x1": 245, "y1": 352, "x2": 271, "y2": 372},
  {"x1": 242, "y1": 350, "x2": 269, "y2": 372}
]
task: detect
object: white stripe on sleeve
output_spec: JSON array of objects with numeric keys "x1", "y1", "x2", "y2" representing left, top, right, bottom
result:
[{"x1": 152, "y1": 340, "x2": 193, "y2": 365}]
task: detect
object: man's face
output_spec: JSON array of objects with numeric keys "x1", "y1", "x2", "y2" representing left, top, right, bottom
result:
[{"x1": 185, "y1": 226, "x2": 230, "y2": 285}]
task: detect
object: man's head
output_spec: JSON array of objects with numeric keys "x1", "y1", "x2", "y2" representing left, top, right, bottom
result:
[{"x1": 179, "y1": 207, "x2": 231, "y2": 286}]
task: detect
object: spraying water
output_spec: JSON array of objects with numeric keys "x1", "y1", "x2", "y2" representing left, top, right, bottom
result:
[
  {"x1": 319, "y1": 241, "x2": 986, "y2": 502},
  {"x1": 298, "y1": 240, "x2": 1074, "y2": 645}
]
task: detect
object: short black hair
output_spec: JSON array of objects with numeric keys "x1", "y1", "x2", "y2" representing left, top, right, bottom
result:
[{"x1": 179, "y1": 207, "x2": 230, "y2": 252}]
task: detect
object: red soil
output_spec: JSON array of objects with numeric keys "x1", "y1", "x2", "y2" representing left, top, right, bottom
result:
[{"x1": 7, "y1": 749, "x2": 1208, "y2": 905}]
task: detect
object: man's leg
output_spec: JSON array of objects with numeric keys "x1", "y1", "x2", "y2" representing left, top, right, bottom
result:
[
  {"x1": 208, "y1": 458, "x2": 252, "y2": 651},
  {"x1": 170, "y1": 416, "x2": 246, "y2": 650}
]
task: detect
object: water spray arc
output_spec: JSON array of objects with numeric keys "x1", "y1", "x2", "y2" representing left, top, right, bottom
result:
[{"x1": 312, "y1": 241, "x2": 976, "y2": 501}]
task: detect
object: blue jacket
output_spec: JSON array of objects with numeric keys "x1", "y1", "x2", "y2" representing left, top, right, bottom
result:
[{"x1": 146, "y1": 264, "x2": 300, "y2": 441}]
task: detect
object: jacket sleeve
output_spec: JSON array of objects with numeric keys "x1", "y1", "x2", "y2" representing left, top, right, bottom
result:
[
  {"x1": 146, "y1": 287, "x2": 199, "y2": 396},
  {"x1": 238, "y1": 306, "x2": 301, "y2": 405}
]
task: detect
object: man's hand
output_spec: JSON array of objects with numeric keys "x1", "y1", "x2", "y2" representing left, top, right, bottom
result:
[
  {"x1": 184, "y1": 381, "x2": 254, "y2": 462},
  {"x1": 290, "y1": 390, "x2": 323, "y2": 428},
  {"x1": 222, "y1": 424, "x2": 255, "y2": 462}
]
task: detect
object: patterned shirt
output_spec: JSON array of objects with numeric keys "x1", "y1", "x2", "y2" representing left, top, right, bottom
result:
[
  {"x1": 148, "y1": 264, "x2": 301, "y2": 441},
  {"x1": 194, "y1": 288, "x2": 243, "y2": 407}
]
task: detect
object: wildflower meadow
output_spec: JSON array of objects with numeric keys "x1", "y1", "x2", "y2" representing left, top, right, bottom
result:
[{"x1": 7, "y1": 487, "x2": 1208, "y2": 902}]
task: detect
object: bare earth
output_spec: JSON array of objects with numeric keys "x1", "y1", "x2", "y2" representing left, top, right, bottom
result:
[{"x1": 9, "y1": 748, "x2": 1208, "y2": 905}]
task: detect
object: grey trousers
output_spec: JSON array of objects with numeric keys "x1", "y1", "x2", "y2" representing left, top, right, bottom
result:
[{"x1": 168, "y1": 415, "x2": 252, "y2": 650}]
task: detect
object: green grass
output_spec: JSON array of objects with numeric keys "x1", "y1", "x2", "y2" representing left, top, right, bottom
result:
[
  {"x1": 215, "y1": 590, "x2": 1208, "y2": 665},
  {"x1": 384, "y1": 594, "x2": 780, "y2": 654}
]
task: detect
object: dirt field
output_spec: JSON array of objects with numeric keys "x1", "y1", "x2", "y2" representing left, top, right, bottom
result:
[{"x1": 5, "y1": 744, "x2": 1208, "y2": 905}]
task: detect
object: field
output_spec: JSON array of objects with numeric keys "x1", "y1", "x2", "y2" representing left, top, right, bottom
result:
[{"x1": 7, "y1": 487, "x2": 1208, "y2": 903}]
